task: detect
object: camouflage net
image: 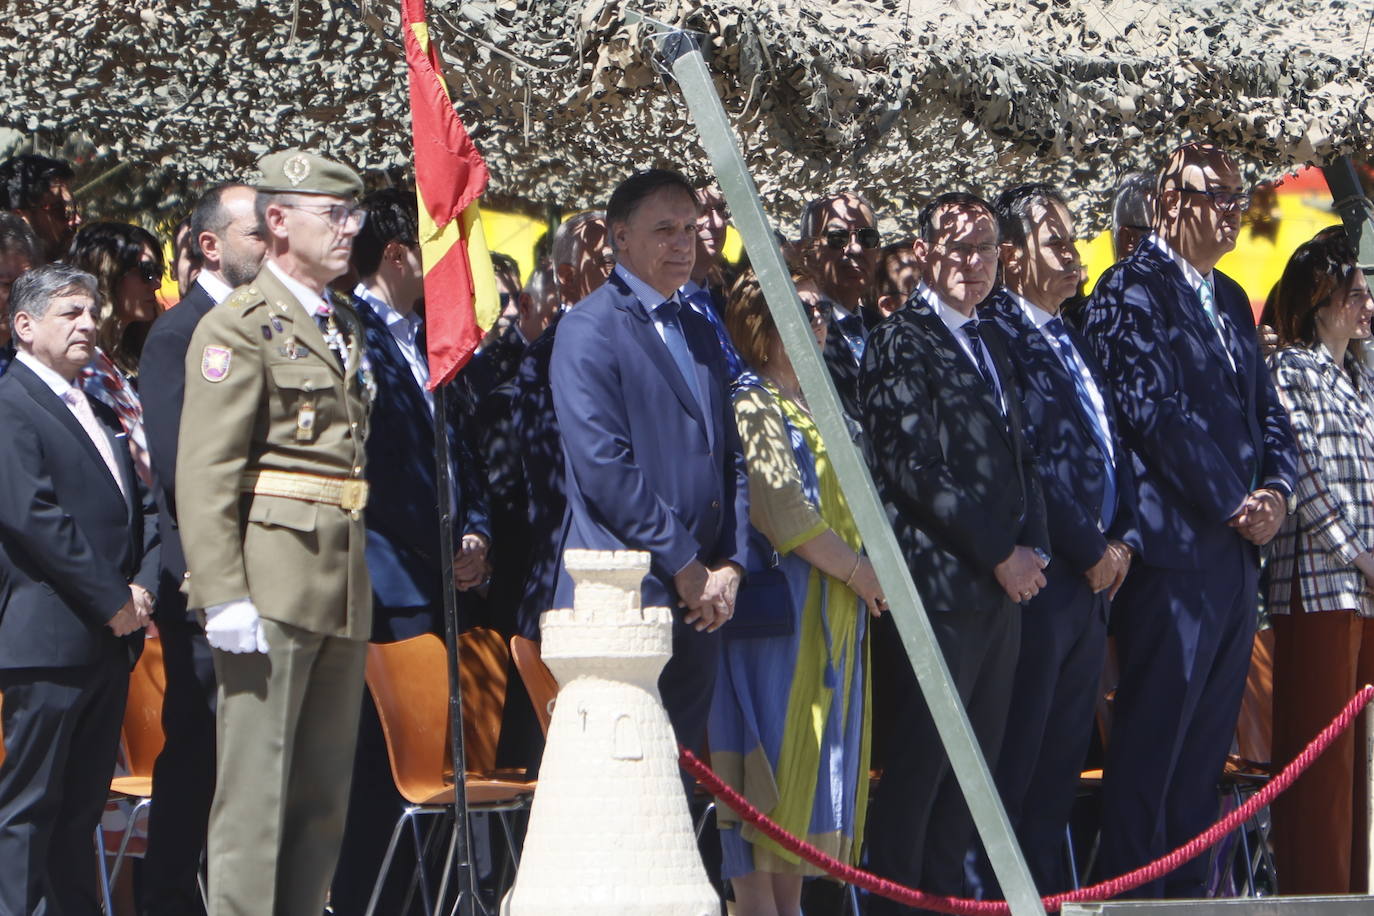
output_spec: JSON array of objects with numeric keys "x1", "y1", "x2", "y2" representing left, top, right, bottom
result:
[{"x1": 0, "y1": 0, "x2": 1371, "y2": 231}]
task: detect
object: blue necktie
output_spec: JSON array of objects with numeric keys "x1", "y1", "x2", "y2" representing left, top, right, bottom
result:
[
  {"x1": 655, "y1": 299, "x2": 709, "y2": 433},
  {"x1": 684, "y1": 287, "x2": 743, "y2": 379},
  {"x1": 837, "y1": 311, "x2": 866, "y2": 363},
  {"x1": 1046, "y1": 317, "x2": 1117, "y2": 530}
]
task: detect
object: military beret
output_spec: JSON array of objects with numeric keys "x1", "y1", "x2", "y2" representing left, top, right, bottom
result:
[{"x1": 256, "y1": 149, "x2": 364, "y2": 198}]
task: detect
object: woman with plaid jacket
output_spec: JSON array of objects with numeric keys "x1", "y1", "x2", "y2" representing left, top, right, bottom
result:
[{"x1": 1266, "y1": 226, "x2": 1374, "y2": 895}]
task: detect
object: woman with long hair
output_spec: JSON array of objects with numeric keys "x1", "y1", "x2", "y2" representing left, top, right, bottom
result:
[
  {"x1": 1266, "y1": 225, "x2": 1374, "y2": 893},
  {"x1": 64, "y1": 221, "x2": 164, "y2": 486}
]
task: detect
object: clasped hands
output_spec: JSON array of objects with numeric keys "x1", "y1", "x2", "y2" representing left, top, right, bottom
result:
[
  {"x1": 453, "y1": 533, "x2": 490, "y2": 591},
  {"x1": 994, "y1": 545, "x2": 1048, "y2": 604},
  {"x1": 674, "y1": 559, "x2": 742, "y2": 633},
  {"x1": 1084, "y1": 540, "x2": 1133, "y2": 599},
  {"x1": 1228, "y1": 487, "x2": 1285, "y2": 546},
  {"x1": 106, "y1": 583, "x2": 155, "y2": 637}
]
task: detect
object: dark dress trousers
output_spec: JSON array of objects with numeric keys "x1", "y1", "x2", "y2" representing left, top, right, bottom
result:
[
  {"x1": 1081, "y1": 238, "x2": 1296, "y2": 897},
  {"x1": 138, "y1": 280, "x2": 220, "y2": 915},
  {"x1": 550, "y1": 270, "x2": 750, "y2": 754},
  {"x1": 0, "y1": 358, "x2": 158, "y2": 916},
  {"x1": 976, "y1": 288, "x2": 1141, "y2": 895},
  {"x1": 859, "y1": 293, "x2": 1048, "y2": 913}
]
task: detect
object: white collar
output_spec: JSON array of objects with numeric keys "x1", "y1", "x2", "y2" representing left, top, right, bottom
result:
[
  {"x1": 614, "y1": 263, "x2": 682, "y2": 314},
  {"x1": 195, "y1": 271, "x2": 235, "y2": 305},
  {"x1": 15, "y1": 349, "x2": 77, "y2": 397},
  {"x1": 1149, "y1": 233, "x2": 1212, "y2": 293},
  {"x1": 1005, "y1": 289, "x2": 1059, "y2": 330},
  {"x1": 266, "y1": 259, "x2": 330, "y2": 317},
  {"x1": 353, "y1": 282, "x2": 421, "y2": 333},
  {"x1": 919, "y1": 282, "x2": 978, "y2": 335}
]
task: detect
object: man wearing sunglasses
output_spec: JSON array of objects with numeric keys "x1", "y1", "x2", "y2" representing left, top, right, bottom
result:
[
  {"x1": 177, "y1": 149, "x2": 373, "y2": 916},
  {"x1": 1081, "y1": 143, "x2": 1297, "y2": 898},
  {"x1": 799, "y1": 192, "x2": 881, "y2": 422}
]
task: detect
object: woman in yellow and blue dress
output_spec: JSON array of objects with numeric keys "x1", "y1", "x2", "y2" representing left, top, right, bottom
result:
[{"x1": 709, "y1": 267, "x2": 885, "y2": 916}]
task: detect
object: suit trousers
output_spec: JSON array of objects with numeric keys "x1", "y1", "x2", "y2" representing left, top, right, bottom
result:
[
  {"x1": 207, "y1": 618, "x2": 366, "y2": 916},
  {"x1": 865, "y1": 599, "x2": 1020, "y2": 916},
  {"x1": 1271, "y1": 607, "x2": 1374, "y2": 895},
  {"x1": 1094, "y1": 545, "x2": 1257, "y2": 898},
  {"x1": 974, "y1": 573, "x2": 1108, "y2": 896},
  {"x1": 0, "y1": 653, "x2": 129, "y2": 916},
  {"x1": 142, "y1": 599, "x2": 218, "y2": 916}
]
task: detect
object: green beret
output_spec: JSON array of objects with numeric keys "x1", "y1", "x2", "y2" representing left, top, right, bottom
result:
[{"x1": 256, "y1": 149, "x2": 363, "y2": 198}]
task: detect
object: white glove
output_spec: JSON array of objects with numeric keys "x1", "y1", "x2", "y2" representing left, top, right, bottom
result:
[{"x1": 204, "y1": 598, "x2": 270, "y2": 654}]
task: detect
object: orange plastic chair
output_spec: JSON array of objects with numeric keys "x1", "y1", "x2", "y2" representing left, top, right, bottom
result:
[
  {"x1": 103, "y1": 636, "x2": 167, "y2": 886},
  {"x1": 364, "y1": 631, "x2": 534, "y2": 916},
  {"x1": 509, "y1": 635, "x2": 557, "y2": 737}
]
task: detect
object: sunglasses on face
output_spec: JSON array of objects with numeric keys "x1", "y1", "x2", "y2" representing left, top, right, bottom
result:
[
  {"x1": 821, "y1": 227, "x2": 882, "y2": 251},
  {"x1": 136, "y1": 260, "x2": 161, "y2": 284}
]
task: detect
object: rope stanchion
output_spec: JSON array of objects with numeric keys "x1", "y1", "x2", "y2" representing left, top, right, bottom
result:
[{"x1": 680, "y1": 683, "x2": 1374, "y2": 914}]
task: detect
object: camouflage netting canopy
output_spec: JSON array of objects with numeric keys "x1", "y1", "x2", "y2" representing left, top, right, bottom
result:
[{"x1": 0, "y1": 0, "x2": 1371, "y2": 231}]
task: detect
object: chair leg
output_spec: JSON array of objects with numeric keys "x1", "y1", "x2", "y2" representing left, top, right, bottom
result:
[
  {"x1": 411, "y1": 814, "x2": 437, "y2": 916},
  {"x1": 695, "y1": 800, "x2": 716, "y2": 842},
  {"x1": 847, "y1": 883, "x2": 861, "y2": 916},
  {"x1": 109, "y1": 797, "x2": 153, "y2": 889},
  {"x1": 1232, "y1": 787, "x2": 1257, "y2": 897},
  {"x1": 366, "y1": 809, "x2": 416, "y2": 916},
  {"x1": 1064, "y1": 822, "x2": 1081, "y2": 890},
  {"x1": 94, "y1": 824, "x2": 114, "y2": 916}
]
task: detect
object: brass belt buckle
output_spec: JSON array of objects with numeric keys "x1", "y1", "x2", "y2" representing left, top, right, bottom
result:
[{"x1": 340, "y1": 478, "x2": 369, "y2": 512}]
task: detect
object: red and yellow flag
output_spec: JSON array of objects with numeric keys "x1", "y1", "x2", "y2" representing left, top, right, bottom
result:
[{"x1": 402, "y1": 0, "x2": 500, "y2": 388}]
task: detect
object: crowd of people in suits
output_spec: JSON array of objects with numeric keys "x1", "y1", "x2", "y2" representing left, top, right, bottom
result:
[{"x1": 0, "y1": 136, "x2": 1370, "y2": 916}]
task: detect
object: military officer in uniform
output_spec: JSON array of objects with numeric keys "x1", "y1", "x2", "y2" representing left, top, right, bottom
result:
[{"x1": 176, "y1": 150, "x2": 372, "y2": 916}]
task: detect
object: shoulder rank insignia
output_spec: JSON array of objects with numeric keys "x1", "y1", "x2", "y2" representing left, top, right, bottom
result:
[{"x1": 201, "y1": 346, "x2": 232, "y2": 382}]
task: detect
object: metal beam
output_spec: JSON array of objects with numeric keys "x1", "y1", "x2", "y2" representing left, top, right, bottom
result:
[{"x1": 625, "y1": 12, "x2": 1046, "y2": 916}]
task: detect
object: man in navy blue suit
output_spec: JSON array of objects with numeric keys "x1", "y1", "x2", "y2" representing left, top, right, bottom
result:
[
  {"x1": 1082, "y1": 143, "x2": 1297, "y2": 897},
  {"x1": 139, "y1": 182, "x2": 266, "y2": 915},
  {"x1": 331, "y1": 187, "x2": 490, "y2": 916},
  {"x1": 550, "y1": 168, "x2": 750, "y2": 753},
  {"x1": 0, "y1": 264, "x2": 158, "y2": 915},
  {"x1": 975, "y1": 183, "x2": 1139, "y2": 895}
]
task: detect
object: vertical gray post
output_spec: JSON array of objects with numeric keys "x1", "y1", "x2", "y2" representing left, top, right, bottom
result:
[
  {"x1": 626, "y1": 14, "x2": 1046, "y2": 916},
  {"x1": 1322, "y1": 157, "x2": 1374, "y2": 273}
]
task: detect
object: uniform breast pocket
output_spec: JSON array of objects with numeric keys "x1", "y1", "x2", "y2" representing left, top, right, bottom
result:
[{"x1": 267, "y1": 362, "x2": 334, "y2": 441}]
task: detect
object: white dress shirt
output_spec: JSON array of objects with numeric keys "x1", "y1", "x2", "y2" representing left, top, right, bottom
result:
[
  {"x1": 354, "y1": 282, "x2": 431, "y2": 414},
  {"x1": 1008, "y1": 290, "x2": 1115, "y2": 465},
  {"x1": 195, "y1": 270, "x2": 235, "y2": 306},
  {"x1": 615, "y1": 264, "x2": 684, "y2": 346},
  {"x1": 920, "y1": 282, "x2": 1004, "y2": 401}
]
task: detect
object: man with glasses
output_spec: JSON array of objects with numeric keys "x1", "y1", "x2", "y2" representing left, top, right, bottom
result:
[
  {"x1": 799, "y1": 192, "x2": 881, "y2": 422},
  {"x1": 0, "y1": 154, "x2": 83, "y2": 263},
  {"x1": 1081, "y1": 143, "x2": 1296, "y2": 897},
  {"x1": 177, "y1": 149, "x2": 373, "y2": 916},
  {"x1": 861, "y1": 192, "x2": 1049, "y2": 912}
]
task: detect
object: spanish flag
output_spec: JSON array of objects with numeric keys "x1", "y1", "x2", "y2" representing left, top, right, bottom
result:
[{"x1": 402, "y1": 0, "x2": 500, "y2": 388}]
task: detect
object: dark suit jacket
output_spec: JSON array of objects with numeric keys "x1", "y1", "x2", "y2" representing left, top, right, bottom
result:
[
  {"x1": 1081, "y1": 239, "x2": 1297, "y2": 568},
  {"x1": 140, "y1": 282, "x2": 216, "y2": 608},
  {"x1": 0, "y1": 343, "x2": 14, "y2": 377},
  {"x1": 354, "y1": 296, "x2": 489, "y2": 637},
  {"x1": 0, "y1": 359, "x2": 158, "y2": 669},
  {"x1": 550, "y1": 271, "x2": 750, "y2": 610},
  {"x1": 860, "y1": 294, "x2": 1049, "y2": 613},
  {"x1": 513, "y1": 319, "x2": 564, "y2": 637},
  {"x1": 822, "y1": 308, "x2": 872, "y2": 423},
  {"x1": 461, "y1": 321, "x2": 526, "y2": 410},
  {"x1": 985, "y1": 288, "x2": 1141, "y2": 574}
]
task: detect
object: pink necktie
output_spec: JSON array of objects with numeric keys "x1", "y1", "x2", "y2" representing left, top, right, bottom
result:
[{"x1": 62, "y1": 388, "x2": 127, "y2": 500}]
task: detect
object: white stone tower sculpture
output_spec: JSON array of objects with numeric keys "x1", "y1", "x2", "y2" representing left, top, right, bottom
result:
[{"x1": 503, "y1": 549, "x2": 718, "y2": 915}]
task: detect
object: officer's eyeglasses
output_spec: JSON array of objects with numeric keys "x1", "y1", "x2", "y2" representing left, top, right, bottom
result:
[
  {"x1": 821, "y1": 227, "x2": 882, "y2": 251},
  {"x1": 1177, "y1": 188, "x2": 1251, "y2": 214},
  {"x1": 281, "y1": 203, "x2": 368, "y2": 229}
]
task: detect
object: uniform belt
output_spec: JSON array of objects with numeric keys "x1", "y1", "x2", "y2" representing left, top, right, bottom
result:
[{"x1": 240, "y1": 469, "x2": 369, "y2": 511}]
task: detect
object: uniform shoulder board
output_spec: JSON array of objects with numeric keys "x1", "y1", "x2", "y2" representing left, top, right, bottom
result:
[{"x1": 225, "y1": 285, "x2": 267, "y2": 311}]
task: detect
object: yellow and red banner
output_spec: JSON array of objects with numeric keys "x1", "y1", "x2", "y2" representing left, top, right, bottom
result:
[{"x1": 402, "y1": 0, "x2": 500, "y2": 388}]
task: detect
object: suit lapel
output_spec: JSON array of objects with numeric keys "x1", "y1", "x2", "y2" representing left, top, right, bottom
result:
[
  {"x1": 1149, "y1": 246, "x2": 1242, "y2": 395},
  {"x1": 912, "y1": 304, "x2": 1012, "y2": 445},
  {"x1": 613, "y1": 285, "x2": 711, "y2": 444},
  {"x1": 10, "y1": 361, "x2": 126, "y2": 503}
]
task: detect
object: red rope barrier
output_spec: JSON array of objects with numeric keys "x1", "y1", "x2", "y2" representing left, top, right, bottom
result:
[{"x1": 681, "y1": 683, "x2": 1374, "y2": 914}]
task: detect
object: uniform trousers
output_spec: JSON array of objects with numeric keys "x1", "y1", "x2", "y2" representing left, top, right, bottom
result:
[
  {"x1": 207, "y1": 618, "x2": 366, "y2": 916},
  {"x1": 1271, "y1": 605, "x2": 1374, "y2": 894},
  {"x1": 0, "y1": 653, "x2": 128, "y2": 916}
]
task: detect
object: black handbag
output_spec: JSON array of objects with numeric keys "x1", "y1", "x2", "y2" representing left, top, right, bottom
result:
[{"x1": 724, "y1": 528, "x2": 796, "y2": 639}]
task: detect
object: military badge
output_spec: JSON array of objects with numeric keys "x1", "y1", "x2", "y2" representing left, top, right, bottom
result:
[
  {"x1": 283, "y1": 154, "x2": 311, "y2": 187},
  {"x1": 261, "y1": 324, "x2": 273, "y2": 341},
  {"x1": 201, "y1": 346, "x2": 232, "y2": 382}
]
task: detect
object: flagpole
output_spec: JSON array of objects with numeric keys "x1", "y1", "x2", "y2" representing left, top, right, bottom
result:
[{"x1": 433, "y1": 379, "x2": 478, "y2": 916}]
